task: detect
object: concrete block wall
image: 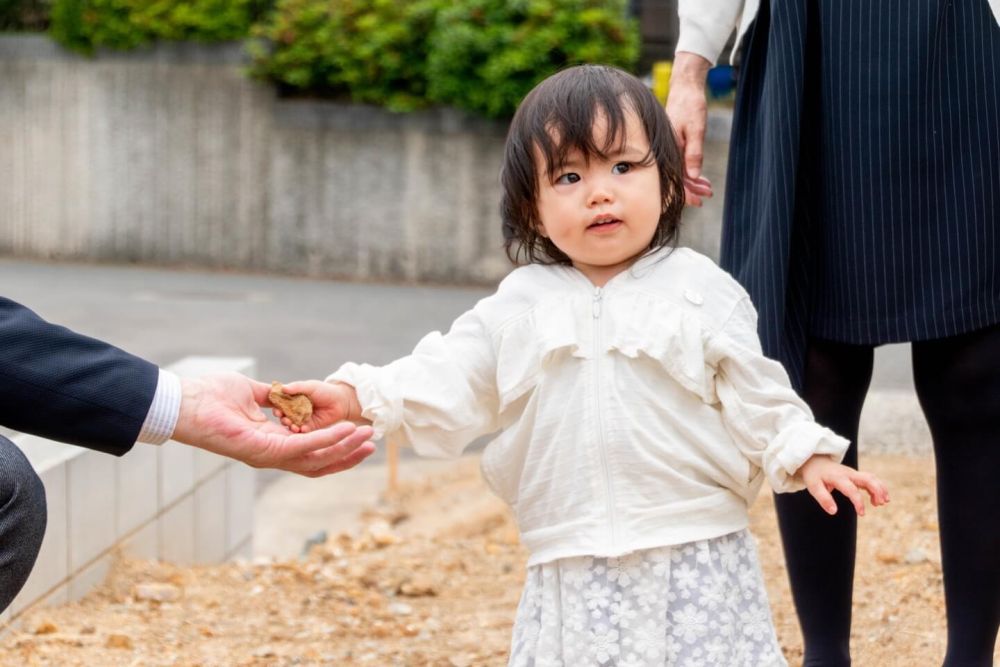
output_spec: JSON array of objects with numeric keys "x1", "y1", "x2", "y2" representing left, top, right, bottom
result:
[
  {"x1": 0, "y1": 36, "x2": 732, "y2": 285},
  {"x1": 2, "y1": 356, "x2": 257, "y2": 624}
]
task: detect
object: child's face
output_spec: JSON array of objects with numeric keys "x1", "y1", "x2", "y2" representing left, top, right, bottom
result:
[{"x1": 534, "y1": 109, "x2": 662, "y2": 287}]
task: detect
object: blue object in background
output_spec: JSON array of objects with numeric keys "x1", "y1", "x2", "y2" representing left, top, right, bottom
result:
[{"x1": 707, "y1": 65, "x2": 736, "y2": 98}]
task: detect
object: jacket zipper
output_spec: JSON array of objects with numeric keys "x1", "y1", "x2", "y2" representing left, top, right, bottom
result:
[{"x1": 592, "y1": 286, "x2": 618, "y2": 548}]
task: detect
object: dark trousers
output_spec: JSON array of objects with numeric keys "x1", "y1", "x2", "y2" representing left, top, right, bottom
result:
[
  {"x1": 776, "y1": 324, "x2": 1000, "y2": 666},
  {"x1": 0, "y1": 435, "x2": 47, "y2": 612}
]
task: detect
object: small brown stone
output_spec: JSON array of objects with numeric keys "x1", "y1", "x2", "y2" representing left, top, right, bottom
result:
[
  {"x1": 269, "y1": 381, "x2": 314, "y2": 426},
  {"x1": 399, "y1": 575, "x2": 438, "y2": 597},
  {"x1": 32, "y1": 621, "x2": 58, "y2": 635},
  {"x1": 105, "y1": 634, "x2": 134, "y2": 649}
]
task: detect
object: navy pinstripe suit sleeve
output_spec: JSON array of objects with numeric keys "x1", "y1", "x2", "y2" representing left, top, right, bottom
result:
[{"x1": 0, "y1": 297, "x2": 159, "y2": 456}]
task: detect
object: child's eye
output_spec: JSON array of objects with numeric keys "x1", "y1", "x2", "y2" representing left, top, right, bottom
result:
[
  {"x1": 612, "y1": 162, "x2": 632, "y2": 174},
  {"x1": 555, "y1": 172, "x2": 580, "y2": 185}
]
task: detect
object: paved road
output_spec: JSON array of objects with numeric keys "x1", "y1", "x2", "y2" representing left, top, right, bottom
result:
[
  {"x1": 1, "y1": 257, "x2": 915, "y2": 467},
  {"x1": 1, "y1": 255, "x2": 915, "y2": 389},
  {"x1": 2, "y1": 257, "x2": 919, "y2": 556},
  {"x1": 1, "y1": 258, "x2": 489, "y2": 384},
  {"x1": 0, "y1": 255, "x2": 917, "y2": 418},
  {"x1": 0, "y1": 258, "x2": 489, "y2": 480}
]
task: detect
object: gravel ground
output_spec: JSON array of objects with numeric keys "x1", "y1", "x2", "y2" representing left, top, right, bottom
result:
[
  {"x1": 3, "y1": 388, "x2": 993, "y2": 665},
  {"x1": 2, "y1": 447, "x2": 996, "y2": 666}
]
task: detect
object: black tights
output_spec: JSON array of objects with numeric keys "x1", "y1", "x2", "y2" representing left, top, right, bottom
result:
[{"x1": 776, "y1": 325, "x2": 1000, "y2": 666}]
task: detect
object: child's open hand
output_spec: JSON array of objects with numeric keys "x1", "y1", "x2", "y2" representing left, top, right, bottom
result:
[
  {"x1": 265, "y1": 379, "x2": 361, "y2": 434},
  {"x1": 797, "y1": 455, "x2": 890, "y2": 516}
]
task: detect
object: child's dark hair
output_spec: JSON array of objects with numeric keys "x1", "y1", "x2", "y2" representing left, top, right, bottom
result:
[{"x1": 500, "y1": 64, "x2": 686, "y2": 266}]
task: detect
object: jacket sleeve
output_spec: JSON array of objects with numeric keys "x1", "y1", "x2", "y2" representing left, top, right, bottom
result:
[
  {"x1": 0, "y1": 297, "x2": 159, "y2": 456},
  {"x1": 706, "y1": 297, "x2": 849, "y2": 493},
  {"x1": 676, "y1": 0, "x2": 745, "y2": 64},
  {"x1": 328, "y1": 308, "x2": 500, "y2": 458}
]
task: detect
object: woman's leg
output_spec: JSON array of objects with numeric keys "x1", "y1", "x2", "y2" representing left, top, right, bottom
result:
[
  {"x1": 912, "y1": 324, "x2": 1000, "y2": 667},
  {"x1": 775, "y1": 338, "x2": 874, "y2": 666},
  {"x1": 0, "y1": 435, "x2": 47, "y2": 612}
]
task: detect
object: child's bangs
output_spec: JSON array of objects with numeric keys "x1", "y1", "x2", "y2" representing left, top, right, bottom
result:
[{"x1": 535, "y1": 89, "x2": 655, "y2": 180}]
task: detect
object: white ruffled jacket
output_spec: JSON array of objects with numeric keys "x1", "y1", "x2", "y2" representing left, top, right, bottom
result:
[
  {"x1": 330, "y1": 248, "x2": 848, "y2": 567},
  {"x1": 678, "y1": 0, "x2": 1000, "y2": 64}
]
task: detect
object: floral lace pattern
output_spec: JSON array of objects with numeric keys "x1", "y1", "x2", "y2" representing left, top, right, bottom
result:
[{"x1": 508, "y1": 530, "x2": 787, "y2": 666}]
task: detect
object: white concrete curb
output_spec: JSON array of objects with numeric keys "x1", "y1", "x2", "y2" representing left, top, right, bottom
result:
[{"x1": 2, "y1": 356, "x2": 257, "y2": 624}]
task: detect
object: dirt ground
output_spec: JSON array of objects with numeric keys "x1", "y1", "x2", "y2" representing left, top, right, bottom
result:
[{"x1": 2, "y1": 453, "x2": 997, "y2": 667}]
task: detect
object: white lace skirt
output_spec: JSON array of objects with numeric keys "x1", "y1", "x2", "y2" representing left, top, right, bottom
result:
[{"x1": 508, "y1": 529, "x2": 787, "y2": 666}]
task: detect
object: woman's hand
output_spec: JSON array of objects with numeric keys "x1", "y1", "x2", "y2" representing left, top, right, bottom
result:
[
  {"x1": 798, "y1": 455, "x2": 890, "y2": 516},
  {"x1": 265, "y1": 379, "x2": 366, "y2": 433},
  {"x1": 665, "y1": 51, "x2": 715, "y2": 207}
]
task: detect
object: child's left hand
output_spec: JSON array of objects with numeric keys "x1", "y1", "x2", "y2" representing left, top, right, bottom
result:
[{"x1": 797, "y1": 455, "x2": 890, "y2": 516}]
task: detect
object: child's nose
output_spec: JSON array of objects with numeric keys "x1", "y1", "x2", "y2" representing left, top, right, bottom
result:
[{"x1": 587, "y1": 181, "x2": 614, "y2": 207}]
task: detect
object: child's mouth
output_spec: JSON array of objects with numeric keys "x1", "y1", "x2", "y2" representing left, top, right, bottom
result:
[{"x1": 587, "y1": 218, "x2": 622, "y2": 231}]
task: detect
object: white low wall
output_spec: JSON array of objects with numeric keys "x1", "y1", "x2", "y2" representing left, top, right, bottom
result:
[{"x1": 1, "y1": 356, "x2": 257, "y2": 624}]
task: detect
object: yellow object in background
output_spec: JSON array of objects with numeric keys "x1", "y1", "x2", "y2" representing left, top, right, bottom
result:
[{"x1": 652, "y1": 60, "x2": 672, "y2": 104}]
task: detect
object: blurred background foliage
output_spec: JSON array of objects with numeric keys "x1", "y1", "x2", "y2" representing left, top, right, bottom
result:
[
  {"x1": 426, "y1": 0, "x2": 638, "y2": 118},
  {"x1": 247, "y1": 0, "x2": 442, "y2": 113},
  {"x1": 1, "y1": 0, "x2": 639, "y2": 119},
  {"x1": 0, "y1": 0, "x2": 51, "y2": 30},
  {"x1": 48, "y1": 0, "x2": 271, "y2": 54}
]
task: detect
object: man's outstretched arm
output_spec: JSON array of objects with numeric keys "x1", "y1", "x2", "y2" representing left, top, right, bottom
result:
[{"x1": 0, "y1": 296, "x2": 375, "y2": 473}]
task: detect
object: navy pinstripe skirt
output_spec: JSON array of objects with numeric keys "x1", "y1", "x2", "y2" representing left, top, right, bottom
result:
[{"x1": 720, "y1": 0, "x2": 1000, "y2": 388}]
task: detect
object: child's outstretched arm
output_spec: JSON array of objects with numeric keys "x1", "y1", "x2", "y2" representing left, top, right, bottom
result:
[
  {"x1": 707, "y1": 297, "x2": 891, "y2": 515},
  {"x1": 269, "y1": 308, "x2": 501, "y2": 459},
  {"x1": 796, "y1": 455, "x2": 889, "y2": 516}
]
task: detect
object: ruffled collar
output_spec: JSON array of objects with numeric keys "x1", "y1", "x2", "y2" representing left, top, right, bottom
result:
[
  {"x1": 493, "y1": 259, "x2": 719, "y2": 412},
  {"x1": 554, "y1": 246, "x2": 682, "y2": 291}
]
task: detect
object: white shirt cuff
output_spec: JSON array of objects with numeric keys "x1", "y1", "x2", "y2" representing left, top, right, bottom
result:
[{"x1": 136, "y1": 369, "x2": 182, "y2": 445}]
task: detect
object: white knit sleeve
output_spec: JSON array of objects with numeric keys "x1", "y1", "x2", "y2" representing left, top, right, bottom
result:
[
  {"x1": 327, "y1": 309, "x2": 499, "y2": 459},
  {"x1": 675, "y1": 0, "x2": 745, "y2": 65},
  {"x1": 706, "y1": 298, "x2": 849, "y2": 493}
]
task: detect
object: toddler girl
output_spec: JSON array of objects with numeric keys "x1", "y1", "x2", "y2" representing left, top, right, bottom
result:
[{"x1": 275, "y1": 64, "x2": 888, "y2": 666}]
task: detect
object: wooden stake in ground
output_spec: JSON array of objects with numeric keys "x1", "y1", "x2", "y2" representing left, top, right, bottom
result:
[{"x1": 387, "y1": 440, "x2": 399, "y2": 495}]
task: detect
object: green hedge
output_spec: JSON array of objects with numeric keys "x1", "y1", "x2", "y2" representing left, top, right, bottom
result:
[
  {"x1": 49, "y1": 0, "x2": 267, "y2": 54},
  {"x1": 249, "y1": 0, "x2": 638, "y2": 118},
  {"x1": 426, "y1": 0, "x2": 639, "y2": 119},
  {"x1": 39, "y1": 0, "x2": 639, "y2": 120},
  {"x1": 247, "y1": 0, "x2": 443, "y2": 112}
]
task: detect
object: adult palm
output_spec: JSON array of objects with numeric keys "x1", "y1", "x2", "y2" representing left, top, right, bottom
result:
[{"x1": 172, "y1": 373, "x2": 374, "y2": 477}]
